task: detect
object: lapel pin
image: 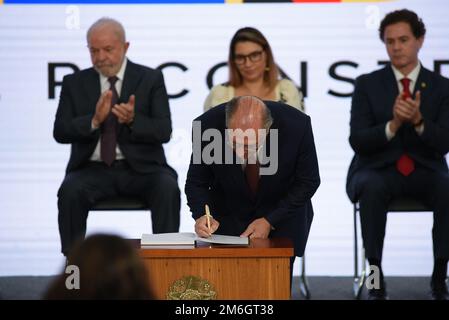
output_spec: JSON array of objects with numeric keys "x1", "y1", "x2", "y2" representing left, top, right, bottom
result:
[{"x1": 421, "y1": 82, "x2": 426, "y2": 88}]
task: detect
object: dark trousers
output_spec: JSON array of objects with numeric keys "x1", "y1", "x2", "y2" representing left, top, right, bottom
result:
[
  {"x1": 57, "y1": 161, "x2": 180, "y2": 256},
  {"x1": 351, "y1": 164, "x2": 449, "y2": 260}
]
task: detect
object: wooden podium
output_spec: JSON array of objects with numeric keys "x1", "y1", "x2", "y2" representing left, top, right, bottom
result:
[{"x1": 130, "y1": 238, "x2": 294, "y2": 300}]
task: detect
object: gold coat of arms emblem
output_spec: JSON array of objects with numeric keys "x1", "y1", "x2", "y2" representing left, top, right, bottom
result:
[{"x1": 167, "y1": 275, "x2": 217, "y2": 300}]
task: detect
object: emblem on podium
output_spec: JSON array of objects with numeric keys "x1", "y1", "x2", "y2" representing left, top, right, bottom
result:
[{"x1": 167, "y1": 275, "x2": 217, "y2": 300}]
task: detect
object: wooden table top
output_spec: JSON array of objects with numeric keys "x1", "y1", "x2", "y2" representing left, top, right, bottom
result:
[{"x1": 129, "y1": 237, "x2": 294, "y2": 258}]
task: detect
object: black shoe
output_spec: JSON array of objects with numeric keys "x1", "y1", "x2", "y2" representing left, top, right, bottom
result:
[
  {"x1": 367, "y1": 282, "x2": 388, "y2": 300},
  {"x1": 430, "y1": 280, "x2": 448, "y2": 300}
]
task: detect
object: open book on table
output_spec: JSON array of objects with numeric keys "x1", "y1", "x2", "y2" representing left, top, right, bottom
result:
[{"x1": 141, "y1": 232, "x2": 249, "y2": 246}]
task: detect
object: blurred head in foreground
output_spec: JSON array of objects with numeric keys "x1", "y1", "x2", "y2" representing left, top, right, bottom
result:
[{"x1": 44, "y1": 234, "x2": 154, "y2": 300}]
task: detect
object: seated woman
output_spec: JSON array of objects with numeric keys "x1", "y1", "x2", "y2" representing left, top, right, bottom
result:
[{"x1": 204, "y1": 27, "x2": 304, "y2": 112}]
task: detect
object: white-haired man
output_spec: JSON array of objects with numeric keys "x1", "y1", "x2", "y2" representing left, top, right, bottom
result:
[{"x1": 54, "y1": 18, "x2": 180, "y2": 256}]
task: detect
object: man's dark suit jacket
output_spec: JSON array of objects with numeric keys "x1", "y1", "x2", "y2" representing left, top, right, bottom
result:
[
  {"x1": 185, "y1": 101, "x2": 320, "y2": 257},
  {"x1": 53, "y1": 60, "x2": 175, "y2": 176},
  {"x1": 347, "y1": 64, "x2": 449, "y2": 202}
]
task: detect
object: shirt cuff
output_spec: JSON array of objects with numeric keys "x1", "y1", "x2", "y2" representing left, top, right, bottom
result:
[
  {"x1": 91, "y1": 120, "x2": 99, "y2": 132},
  {"x1": 385, "y1": 121, "x2": 395, "y2": 141},
  {"x1": 415, "y1": 123, "x2": 424, "y2": 135}
]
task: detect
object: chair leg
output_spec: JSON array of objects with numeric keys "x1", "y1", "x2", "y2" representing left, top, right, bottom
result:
[
  {"x1": 353, "y1": 249, "x2": 367, "y2": 299},
  {"x1": 298, "y1": 255, "x2": 311, "y2": 299},
  {"x1": 353, "y1": 203, "x2": 366, "y2": 299}
]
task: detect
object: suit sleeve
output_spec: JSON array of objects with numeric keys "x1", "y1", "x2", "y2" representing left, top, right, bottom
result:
[
  {"x1": 418, "y1": 80, "x2": 449, "y2": 155},
  {"x1": 130, "y1": 70, "x2": 172, "y2": 144},
  {"x1": 348, "y1": 76, "x2": 390, "y2": 155},
  {"x1": 265, "y1": 117, "x2": 321, "y2": 226},
  {"x1": 184, "y1": 121, "x2": 214, "y2": 220},
  {"x1": 53, "y1": 75, "x2": 99, "y2": 144}
]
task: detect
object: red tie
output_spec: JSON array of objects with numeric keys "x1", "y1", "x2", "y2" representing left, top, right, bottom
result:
[
  {"x1": 245, "y1": 161, "x2": 260, "y2": 196},
  {"x1": 396, "y1": 78, "x2": 415, "y2": 176},
  {"x1": 400, "y1": 77, "x2": 411, "y2": 100},
  {"x1": 396, "y1": 154, "x2": 415, "y2": 176},
  {"x1": 100, "y1": 76, "x2": 119, "y2": 166}
]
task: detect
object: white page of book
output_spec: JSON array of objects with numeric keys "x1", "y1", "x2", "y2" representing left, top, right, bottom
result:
[{"x1": 141, "y1": 233, "x2": 249, "y2": 246}]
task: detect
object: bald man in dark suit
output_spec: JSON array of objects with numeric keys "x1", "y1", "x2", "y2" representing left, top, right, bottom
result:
[{"x1": 185, "y1": 96, "x2": 320, "y2": 281}]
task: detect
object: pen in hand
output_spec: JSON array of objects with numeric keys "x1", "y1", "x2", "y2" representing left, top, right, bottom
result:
[{"x1": 205, "y1": 204, "x2": 212, "y2": 236}]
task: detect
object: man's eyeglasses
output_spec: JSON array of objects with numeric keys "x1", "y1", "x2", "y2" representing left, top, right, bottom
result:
[{"x1": 234, "y1": 50, "x2": 264, "y2": 65}]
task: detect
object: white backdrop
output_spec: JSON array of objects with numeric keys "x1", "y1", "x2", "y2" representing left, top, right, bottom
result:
[{"x1": 0, "y1": 0, "x2": 448, "y2": 276}]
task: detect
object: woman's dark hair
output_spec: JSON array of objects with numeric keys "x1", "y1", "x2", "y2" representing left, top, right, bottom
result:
[
  {"x1": 44, "y1": 234, "x2": 154, "y2": 300},
  {"x1": 228, "y1": 27, "x2": 279, "y2": 90},
  {"x1": 379, "y1": 9, "x2": 426, "y2": 41}
]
